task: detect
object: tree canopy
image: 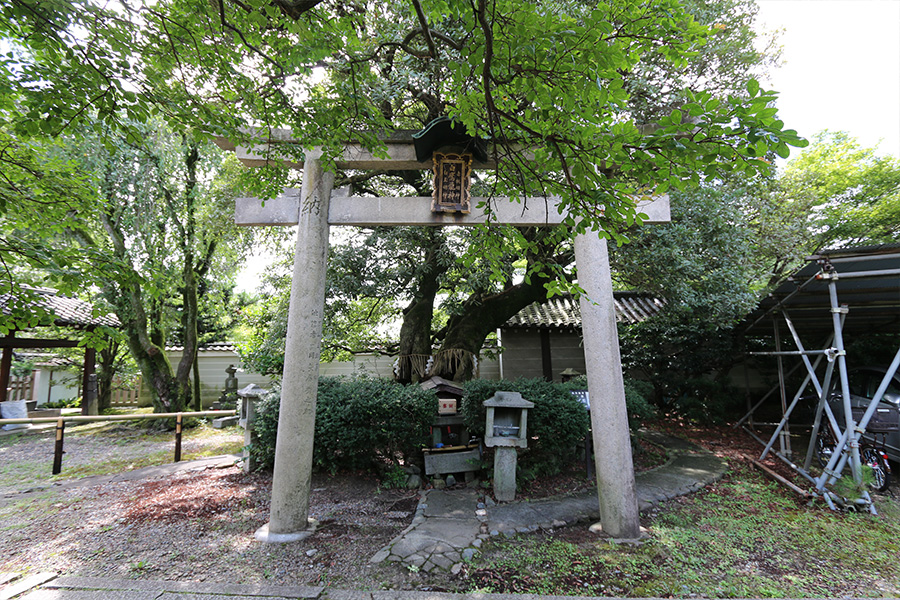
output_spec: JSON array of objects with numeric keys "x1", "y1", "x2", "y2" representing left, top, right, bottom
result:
[
  {"x1": 3, "y1": 0, "x2": 804, "y2": 233},
  {"x1": 2, "y1": 0, "x2": 814, "y2": 391},
  {"x1": 780, "y1": 130, "x2": 900, "y2": 250}
]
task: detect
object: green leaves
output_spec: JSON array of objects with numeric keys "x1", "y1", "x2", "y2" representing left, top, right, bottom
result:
[
  {"x1": 781, "y1": 131, "x2": 900, "y2": 248},
  {"x1": 250, "y1": 377, "x2": 437, "y2": 473}
]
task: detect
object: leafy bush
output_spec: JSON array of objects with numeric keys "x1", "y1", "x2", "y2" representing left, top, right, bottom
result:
[
  {"x1": 461, "y1": 378, "x2": 591, "y2": 481},
  {"x1": 622, "y1": 378, "x2": 656, "y2": 430},
  {"x1": 250, "y1": 385, "x2": 282, "y2": 470},
  {"x1": 619, "y1": 314, "x2": 744, "y2": 422},
  {"x1": 560, "y1": 376, "x2": 656, "y2": 433},
  {"x1": 43, "y1": 397, "x2": 81, "y2": 409},
  {"x1": 251, "y1": 376, "x2": 436, "y2": 474}
]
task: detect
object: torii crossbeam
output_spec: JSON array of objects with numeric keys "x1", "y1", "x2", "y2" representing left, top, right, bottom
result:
[{"x1": 217, "y1": 132, "x2": 670, "y2": 542}]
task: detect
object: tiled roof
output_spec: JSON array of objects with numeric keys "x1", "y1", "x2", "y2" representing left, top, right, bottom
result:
[
  {"x1": 504, "y1": 292, "x2": 665, "y2": 330},
  {"x1": 166, "y1": 342, "x2": 238, "y2": 353},
  {"x1": 0, "y1": 286, "x2": 119, "y2": 328},
  {"x1": 16, "y1": 352, "x2": 74, "y2": 368}
]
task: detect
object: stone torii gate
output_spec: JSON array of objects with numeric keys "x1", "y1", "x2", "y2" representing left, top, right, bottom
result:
[{"x1": 217, "y1": 131, "x2": 670, "y2": 541}]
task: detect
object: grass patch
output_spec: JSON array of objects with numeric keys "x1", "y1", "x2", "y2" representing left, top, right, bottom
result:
[{"x1": 463, "y1": 464, "x2": 900, "y2": 598}]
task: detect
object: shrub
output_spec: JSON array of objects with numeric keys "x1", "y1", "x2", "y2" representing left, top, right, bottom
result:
[
  {"x1": 559, "y1": 375, "x2": 656, "y2": 433},
  {"x1": 43, "y1": 397, "x2": 82, "y2": 409},
  {"x1": 250, "y1": 385, "x2": 282, "y2": 470},
  {"x1": 461, "y1": 378, "x2": 590, "y2": 481},
  {"x1": 251, "y1": 376, "x2": 436, "y2": 474},
  {"x1": 622, "y1": 378, "x2": 656, "y2": 430}
]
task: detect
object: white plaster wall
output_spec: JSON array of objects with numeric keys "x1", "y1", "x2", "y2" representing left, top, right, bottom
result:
[
  {"x1": 31, "y1": 368, "x2": 80, "y2": 406},
  {"x1": 318, "y1": 354, "x2": 500, "y2": 381},
  {"x1": 138, "y1": 350, "x2": 275, "y2": 408}
]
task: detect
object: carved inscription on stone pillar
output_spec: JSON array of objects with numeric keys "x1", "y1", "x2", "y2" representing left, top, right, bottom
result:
[{"x1": 431, "y1": 152, "x2": 472, "y2": 214}]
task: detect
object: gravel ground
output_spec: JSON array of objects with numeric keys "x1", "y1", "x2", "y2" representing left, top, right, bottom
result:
[{"x1": 0, "y1": 422, "x2": 438, "y2": 591}]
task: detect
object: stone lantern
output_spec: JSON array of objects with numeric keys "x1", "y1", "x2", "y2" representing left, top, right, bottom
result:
[
  {"x1": 483, "y1": 391, "x2": 534, "y2": 501},
  {"x1": 237, "y1": 383, "x2": 267, "y2": 473}
]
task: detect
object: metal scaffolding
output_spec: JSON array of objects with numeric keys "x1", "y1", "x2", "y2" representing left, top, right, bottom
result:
[{"x1": 738, "y1": 247, "x2": 900, "y2": 512}]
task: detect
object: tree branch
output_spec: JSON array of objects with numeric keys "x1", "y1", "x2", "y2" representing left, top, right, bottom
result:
[{"x1": 410, "y1": 0, "x2": 437, "y2": 58}]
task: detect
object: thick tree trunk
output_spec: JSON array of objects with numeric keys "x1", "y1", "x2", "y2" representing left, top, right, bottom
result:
[
  {"x1": 171, "y1": 142, "x2": 201, "y2": 412},
  {"x1": 434, "y1": 278, "x2": 550, "y2": 381},
  {"x1": 193, "y1": 354, "x2": 202, "y2": 411},
  {"x1": 103, "y1": 254, "x2": 184, "y2": 413},
  {"x1": 395, "y1": 230, "x2": 448, "y2": 382},
  {"x1": 96, "y1": 341, "x2": 119, "y2": 413}
]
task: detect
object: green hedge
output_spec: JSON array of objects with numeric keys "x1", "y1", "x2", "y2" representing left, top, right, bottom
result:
[
  {"x1": 251, "y1": 376, "x2": 436, "y2": 473},
  {"x1": 252, "y1": 375, "x2": 655, "y2": 482},
  {"x1": 461, "y1": 377, "x2": 655, "y2": 481}
]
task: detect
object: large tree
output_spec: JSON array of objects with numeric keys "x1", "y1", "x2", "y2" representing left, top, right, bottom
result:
[
  {"x1": 779, "y1": 131, "x2": 900, "y2": 250},
  {"x1": 3, "y1": 0, "x2": 805, "y2": 384},
  {"x1": 10, "y1": 123, "x2": 258, "y2": 413},
  {"x1": 610, "y1": 132, "x2": 900, "y2": 417},
  {"x1": 78, "y1": 128, "x2": 259, "y2": 413},
  {"x1": 235, "y1": 0, "x2": 799, "y2": 381}
]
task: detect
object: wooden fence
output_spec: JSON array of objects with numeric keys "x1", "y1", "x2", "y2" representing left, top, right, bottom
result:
[
  {"x1": 0, "y1": 410, "x2": 237, "y2": 474},
  {"x1": 110, "y1": 376, "x2": 142, "y2": 406},
  {"x1": 7, "y1": 374, "x2": 34, "y2": 402}
]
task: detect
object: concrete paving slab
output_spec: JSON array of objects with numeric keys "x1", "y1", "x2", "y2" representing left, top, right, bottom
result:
[
  {"x1": 321, "y1": 590, "x2": 372, "y2": 600},
  {"x1": 388, "y1": 534, "x2": 438, "y2": 558},
  {"x1": 159, "y1": 595, "x2": 295, "y2": 600},
  {"x1": 520, "y1": 495, "x2": 599, "y2": 525},
  {"x1": 373, "y1": 591, "x2": 460, "y2": 600},
  {"x1": 413, "y1": 517, "x2": 482, "y2": 546},
  {"x1": 666, "y1": 453, "x2": 727, "y2": 479},
  {"x1": 420, "y1": 489, "x2": 478, "y2": 519},
  {"x1": 1, "y1": 571, "x2": 56, "y2": 600},
  {"x1": 21, "y1": 590, "x2": 156, "y2": 600},
  {"x1": 636, "y1": 485, "x2": 674, "y2": 504},
  {"x1": 635, "y1": 469, "x2": 702, "y2": 492},
  {"x1": 486, "y1": 503, "x2": 544, "y2": 532},
  {"x1": 640, "y1": 429, "x2": 700, "y2": 452},
  {"x1": 45, "y1": 577, "x2": 323, "y2": 598}
]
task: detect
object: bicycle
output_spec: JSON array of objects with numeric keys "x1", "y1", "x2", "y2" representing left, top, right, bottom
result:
[{"x1": 815, "y1": 426, "x2": 891, "y2": 492}]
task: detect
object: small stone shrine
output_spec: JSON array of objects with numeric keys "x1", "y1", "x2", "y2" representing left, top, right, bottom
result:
[{"x1": 419, "y1": 376, "x2": 481, "y2": 486}]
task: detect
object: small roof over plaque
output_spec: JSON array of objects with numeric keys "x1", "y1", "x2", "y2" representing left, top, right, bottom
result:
[{"x1": 413, "y1": 117, "x2": 488, "y2": 163}]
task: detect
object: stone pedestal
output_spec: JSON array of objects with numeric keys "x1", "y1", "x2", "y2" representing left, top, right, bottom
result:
[
  {"x1": 493, "y1": 446, "x2": 518, "y2": 502},
  {"x1": 238, "y1": 383, "x2": 267, "y2": 474}
]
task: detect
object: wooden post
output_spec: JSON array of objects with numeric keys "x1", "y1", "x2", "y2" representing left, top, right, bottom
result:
[
  {"x1": 81, "y1": 346, "x2": 96, "y2": 416},
  {"x1": 174, "y1": 413, "x2": 183, "y2": 462},
  {"x1": 52, "y1": 418, "x2": 65, "y2": 475},
  {"x1": 540, "y1": 329, "x2": 553, "y2": 381},
  {"x1": 0, "y1": 335, "x2": 14, "y2": 403}
]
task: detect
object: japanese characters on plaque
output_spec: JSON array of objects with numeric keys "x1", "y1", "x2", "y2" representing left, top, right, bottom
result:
[{"x1": 431, "y1": 152, "x2": 472, "y2": 214}]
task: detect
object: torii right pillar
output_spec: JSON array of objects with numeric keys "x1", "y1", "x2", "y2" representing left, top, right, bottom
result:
[{"x1": 574, "y1": 231, "x2": 642, "y2": 540}]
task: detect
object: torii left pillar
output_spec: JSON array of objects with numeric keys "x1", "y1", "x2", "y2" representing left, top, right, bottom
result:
[{"x1": 254, "y1": 153, "x2": 334, "y2": 542}]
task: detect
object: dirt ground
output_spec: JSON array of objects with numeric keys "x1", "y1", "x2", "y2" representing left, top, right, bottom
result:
[{"x1": 1, "y1": 420, "x2": 897, "y2": 593}]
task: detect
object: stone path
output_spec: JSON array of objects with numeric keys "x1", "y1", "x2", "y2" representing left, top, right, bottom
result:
[{"x1": 371, "y1": 432, "x2": 726, "y2": 573}]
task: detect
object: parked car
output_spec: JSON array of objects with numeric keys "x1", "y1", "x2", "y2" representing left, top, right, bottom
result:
[{"x1": 815, "y1": 367, "x2": 900, "y2": 491}]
